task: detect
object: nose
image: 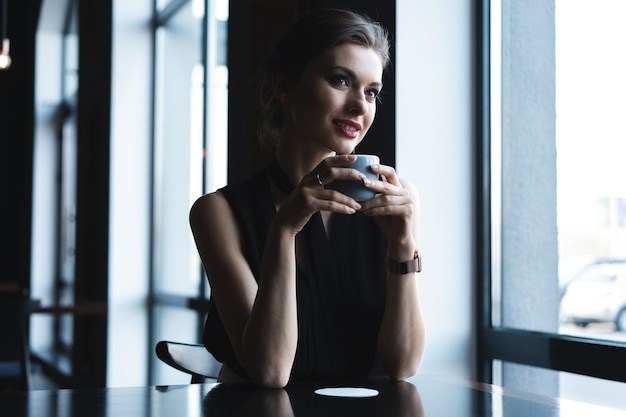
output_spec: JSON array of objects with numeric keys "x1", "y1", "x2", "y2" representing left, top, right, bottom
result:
[{"x1": 347, "y1": 90, "x2": 369, "y2": 115}]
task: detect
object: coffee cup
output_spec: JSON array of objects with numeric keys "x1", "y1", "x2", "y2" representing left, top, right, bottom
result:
[{"x1": 328, "y1": 154, "x2": 379, "y2": 201}]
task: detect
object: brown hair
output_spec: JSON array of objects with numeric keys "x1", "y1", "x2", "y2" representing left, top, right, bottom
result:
[{"x1": 257, "y1": 8, "x2": 391, "y2": 146}]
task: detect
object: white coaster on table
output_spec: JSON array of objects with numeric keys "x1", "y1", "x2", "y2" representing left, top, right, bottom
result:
[{"x1": 314, "y1": 387, "x2": 379, "y2": 398}]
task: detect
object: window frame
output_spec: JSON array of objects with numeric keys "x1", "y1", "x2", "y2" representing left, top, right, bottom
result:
[{"x1": 476, "y1": 0, "x2": 626, "y2": 384}]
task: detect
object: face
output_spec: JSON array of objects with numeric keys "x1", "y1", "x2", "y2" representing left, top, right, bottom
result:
[{"x1": 279, "y1": 43, "x2": 384, "y2": 155}]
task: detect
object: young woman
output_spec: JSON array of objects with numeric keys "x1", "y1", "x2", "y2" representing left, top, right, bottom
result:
[{"x1": 190, "y1": 8, "x2": 425, "y2": 388}]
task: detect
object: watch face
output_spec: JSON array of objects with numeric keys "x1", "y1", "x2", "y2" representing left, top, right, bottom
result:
[{"x1": 415, "y1": 250, "x2": 422, "y2": 273}]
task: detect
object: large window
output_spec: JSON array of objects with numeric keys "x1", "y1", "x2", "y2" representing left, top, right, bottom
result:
[
  {"x1": 479, "y1": 0, "x2": 626, "y2": 408},
  {"x1": 149, "y1": 0, "x2": 228, "y2": 385}
]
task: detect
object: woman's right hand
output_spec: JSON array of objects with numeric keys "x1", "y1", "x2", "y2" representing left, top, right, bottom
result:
[{"x1": 273, "y1": 154, "x2": 365, "y2": 235}]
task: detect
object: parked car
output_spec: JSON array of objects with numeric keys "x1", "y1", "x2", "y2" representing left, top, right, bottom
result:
[{"x1": 559, "y1": 260, "x2": 626, "y2": 331}]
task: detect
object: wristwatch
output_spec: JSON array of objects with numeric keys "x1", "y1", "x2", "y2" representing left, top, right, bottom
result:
[{"x1": 387, "y1": 250, "x2": 422, "y2": 274}]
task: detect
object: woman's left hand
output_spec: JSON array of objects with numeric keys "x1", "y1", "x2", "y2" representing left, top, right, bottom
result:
[{"x1": 359, "y1": 164, "x2": 418, "y2": 249}]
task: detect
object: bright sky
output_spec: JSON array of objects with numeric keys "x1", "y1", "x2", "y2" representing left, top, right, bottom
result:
[{"x1": 556, "y1": 0, "x2": 626, "y2": 220}]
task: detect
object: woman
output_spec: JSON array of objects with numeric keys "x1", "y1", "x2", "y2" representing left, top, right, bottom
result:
[{"x1": 190, "y1": 8, "x2": 425, "y2": 388}]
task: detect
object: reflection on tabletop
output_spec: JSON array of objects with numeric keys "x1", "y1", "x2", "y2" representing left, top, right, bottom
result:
[
  {"x1": 202, "y1": 380, "x2": 424, "y2": 417},
  {"x1": 2, "y1": 375, "x2": 625, "y2": 416}
]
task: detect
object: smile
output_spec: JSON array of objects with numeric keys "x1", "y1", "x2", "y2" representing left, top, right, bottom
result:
[{"x1": 333, "y1": 119, "x2": 362, "y2": 132}]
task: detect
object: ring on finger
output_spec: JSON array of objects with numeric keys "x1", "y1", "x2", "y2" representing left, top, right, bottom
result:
[{"x1": 316, "y1": 173, "x2": 324, "y2": 188}]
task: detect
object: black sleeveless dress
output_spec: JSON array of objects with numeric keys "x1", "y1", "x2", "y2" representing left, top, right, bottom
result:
[{"x1": 203, "y1": 160, "x2": 387, "y2": 381}]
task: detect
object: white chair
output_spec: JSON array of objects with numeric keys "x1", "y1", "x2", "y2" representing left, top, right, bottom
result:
[{"x1": 155, "y1": 341, "x2": 222, "y2": 383}]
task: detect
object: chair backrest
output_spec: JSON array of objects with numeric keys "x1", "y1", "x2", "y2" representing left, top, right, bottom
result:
[{"x1": 155, "y1": 341, "x2": 222, "y2": 383}]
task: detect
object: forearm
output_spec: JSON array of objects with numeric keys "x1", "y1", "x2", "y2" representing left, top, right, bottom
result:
[
  {"x1": 377, "y1": 244, "x2": 426, "y2": 379},
  {"x1": 241, "y1": 222, "x2": 298, "y2": 387}
]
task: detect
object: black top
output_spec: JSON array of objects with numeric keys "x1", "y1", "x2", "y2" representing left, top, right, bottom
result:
[{"x1": 203, "y1": 161, "x2": 387, "y2": 381}]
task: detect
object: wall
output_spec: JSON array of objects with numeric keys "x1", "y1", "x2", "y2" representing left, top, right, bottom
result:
[{"x1": 397, "y1": 0, "x2": 476, "y2": 380}]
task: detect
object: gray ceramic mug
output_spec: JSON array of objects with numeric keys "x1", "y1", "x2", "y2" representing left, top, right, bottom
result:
[{"x1": 328, "y1": 154, "x2": 380, "y2": 201}]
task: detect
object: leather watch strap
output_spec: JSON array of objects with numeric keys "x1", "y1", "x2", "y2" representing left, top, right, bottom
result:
[{"x1": 387, "y1": 250, "x2": 422, "y2": 274}]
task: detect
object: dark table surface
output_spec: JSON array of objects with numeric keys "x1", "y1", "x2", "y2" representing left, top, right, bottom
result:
[{"x1": 1, "y1": 374, "x2": 624, "y2": 417}]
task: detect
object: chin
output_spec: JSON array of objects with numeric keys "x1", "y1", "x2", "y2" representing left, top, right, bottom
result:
[{"x1": 334, "y1": 142, "x2": 361, "y2": 155}]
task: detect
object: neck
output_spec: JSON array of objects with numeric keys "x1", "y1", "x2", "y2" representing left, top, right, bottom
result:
[{"x1": 275, "y1": 140, "x2": 335, "y2": 186}]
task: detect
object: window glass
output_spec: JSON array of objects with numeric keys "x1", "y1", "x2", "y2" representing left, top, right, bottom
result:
[
  {"x1": 555, "y1": 0, "x2": 626, "y2": 340},
  {"x1": 63, "y1": 9, "x2": 78, "y2": 99},
  {"x1": 153, "y1": 1, "x2": 204, "y2": 297},
  {"x1": 491, "y1": 0, "x2": 626, "y2": 342},
  {"x1": 156, "y1": 0, "x2": 172, "y2": 12},
  {"x1": 204, "y1": 0, "x2": 229, "y2": 194}
]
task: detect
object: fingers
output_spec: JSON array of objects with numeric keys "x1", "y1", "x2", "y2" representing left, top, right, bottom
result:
[
  {"x1": 314, "y1": 154, "x2": 364, "y2": 186},
  {"x1": 300, "y1": 187, "x2": 362, "y2": 214},
  {"x1": 357, "y1": 165, "x2": 413, "y2": 215},
  {"x1": 360, "y1": 165, "x2": 404, "y2": 198},
  {"x1": 302, "y1": 171, "x2": 362, "y2": 214},
  {"x1": 359, "y1": 193, "x2": 413, "y2": 216},
  {"x1": 316, "y1": 195, "x2": 362, "y2": 214},
  {"x1": 369, "y1": 163, "x2": 400, "y2": 186},
  {"x1": 303, "y1": 157, "x2": 407, "y2": 215}
]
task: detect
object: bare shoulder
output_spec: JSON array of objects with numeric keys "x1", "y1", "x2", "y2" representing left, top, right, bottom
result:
[
  {"x1": 189, "y1": 191, "x2": 240, "y2": 253},
  {"x1": 189, "y1": 191, "x2": 229, "y2": 227}
]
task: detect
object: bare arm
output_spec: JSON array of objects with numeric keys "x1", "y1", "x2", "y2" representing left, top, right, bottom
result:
[
  {"x1": 190, "y1": 192, "x2": 298, "y2": 388},
  {"x1": 360, "y1": 172, "x2": 426, "y2": 379}
]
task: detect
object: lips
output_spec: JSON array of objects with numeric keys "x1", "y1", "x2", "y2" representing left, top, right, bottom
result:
[{"x1": 333, "y1": 119, "x2": 362, "y2": 138}]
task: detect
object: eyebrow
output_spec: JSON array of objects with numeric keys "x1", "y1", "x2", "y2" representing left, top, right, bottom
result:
[{"x1": 328, "y1": 65, "x2": 383, "y2": 88}]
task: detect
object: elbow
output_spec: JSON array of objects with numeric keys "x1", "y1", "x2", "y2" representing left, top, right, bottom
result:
[
  {"x1": 250, "y1": 370, "x2": 290, "y2": 389},
  {"x1": 256, "y1": 378, "x2": 289, "y2": 389},
  {"x1": 245, "y1": 357, "x2": 292, "y2": 388},
  {"x1": 381, "y1": 346, "x2": 424, "y2": 381},
  {"x1": 386, "y1": 360, "x2": 421, "y2": 381},
  {"x1": 379, "y1": 329, "x2": 426, "y2": 381},
  {"x1": 240, "y1": 339, "x2": 296, "y2": 388}
]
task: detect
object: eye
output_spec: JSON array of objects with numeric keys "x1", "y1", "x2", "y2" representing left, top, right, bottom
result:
[
  {"x1": 328, "y1": 74, "x2": 349, "y2": 87},
  {"x1": 366, "y1": 89, "x2": 380, "y2": 101}
]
